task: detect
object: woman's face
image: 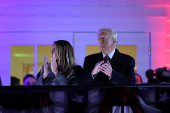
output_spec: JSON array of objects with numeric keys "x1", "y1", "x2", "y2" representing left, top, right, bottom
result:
[{"x1": 51, "y1": 44, "x2": 59, "y2": 65}]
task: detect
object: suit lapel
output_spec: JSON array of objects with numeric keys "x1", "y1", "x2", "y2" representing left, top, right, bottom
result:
[
  {"x1": 93, "y1": 50, "x2": 122, "y2": 70},
  {"x1": 110, "y1": 49, "x2": 122, "y2": 70},
  {"x1": 94, "y1": 52, "x2": 103, "y2": 63}
]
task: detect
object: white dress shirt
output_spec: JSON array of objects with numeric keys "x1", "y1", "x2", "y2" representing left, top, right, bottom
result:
[{"x1": 102, "y1": 48, "x2": 115, "y2": 59}]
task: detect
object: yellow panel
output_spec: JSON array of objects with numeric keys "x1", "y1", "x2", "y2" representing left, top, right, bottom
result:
[
  {"x1": 86, "y1": 46, "x2": 100, "y2": 56},
  {"x1": 38, "y1": 45, "x2": 52, "y2": 72},
  {"x1": 86, "y1": 45, "x2": 137, "y2": 72},
  {"x1": 11, "y1": 46, "x2": 34, "y2": 85}
]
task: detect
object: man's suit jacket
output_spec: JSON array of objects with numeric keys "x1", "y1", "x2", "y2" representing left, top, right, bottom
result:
[{"x1": 78, "y1": 49, "x2": 135, "y2": 85}]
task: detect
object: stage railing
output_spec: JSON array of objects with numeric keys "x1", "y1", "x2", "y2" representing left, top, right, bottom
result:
[{"x1": 0, "y1": 84, "x2": 169, "y2": 113}]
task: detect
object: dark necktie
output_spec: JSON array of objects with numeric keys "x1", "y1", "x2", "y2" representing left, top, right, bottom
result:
[
  {"x1": 104, "y1": 55, "x2": 110, "y2": 63},
  {"x1": 102, "y1": 55, "x2": 110, "y2": 84}
]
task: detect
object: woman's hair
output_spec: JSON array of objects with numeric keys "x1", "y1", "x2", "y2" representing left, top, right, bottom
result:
[{"x1": 53, "y1": 40, "x2": 75, "y2": 79}]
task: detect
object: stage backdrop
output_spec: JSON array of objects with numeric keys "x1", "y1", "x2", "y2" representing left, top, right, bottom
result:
[{"x1": 0, "y1": 0, "x2": 168, "y2": 85}]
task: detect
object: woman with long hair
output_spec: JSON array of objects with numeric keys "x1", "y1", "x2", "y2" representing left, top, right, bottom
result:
[
  {"x1": 34, "y1": 40, "x2": 82, "y2": 113},
  {"x1": 35, "y1": 40, "x2": 82, "y2": 85}
]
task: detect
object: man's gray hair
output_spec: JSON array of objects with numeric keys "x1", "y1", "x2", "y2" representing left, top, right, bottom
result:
[{"x1": 98, "y1": 28, "x2": 118, "y2": 45}]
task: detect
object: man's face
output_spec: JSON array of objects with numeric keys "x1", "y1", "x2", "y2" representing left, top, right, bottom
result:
[
  {"x1": 24, "y1": 77, "x2": 36, "y2": 85},
  {"x1": 98, "y1": 31, "x2": 116, "y2": 52}
]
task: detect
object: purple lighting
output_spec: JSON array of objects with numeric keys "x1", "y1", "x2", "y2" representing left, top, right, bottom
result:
[{"x1": 0, "y1": 0, "x2": 169, "y2": 85}]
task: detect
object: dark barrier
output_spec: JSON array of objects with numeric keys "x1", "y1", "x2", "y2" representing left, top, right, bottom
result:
[{"x1": 0, "y1": 84, "x2": 169, "y2": 113}]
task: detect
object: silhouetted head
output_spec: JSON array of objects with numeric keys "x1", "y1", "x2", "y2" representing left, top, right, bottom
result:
[
  {"x1": 23, "y1": 74, "x2": 35, "y2": 85},
  {"x1": 11, "y1": 76, "x2": 20, "y2": 86}
]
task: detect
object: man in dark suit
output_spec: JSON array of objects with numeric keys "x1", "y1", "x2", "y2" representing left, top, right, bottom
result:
[
  {"x1": 79, "y1": 28, "x2": 135, "y2": 85},
  {"x1": 77, "y1": 28, "x2": 136, "y2": 113}
]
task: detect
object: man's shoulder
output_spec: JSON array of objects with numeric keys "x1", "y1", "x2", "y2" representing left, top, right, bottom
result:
[{"x1": 119, "y1": 52, "x2": 135, "y2": 61}]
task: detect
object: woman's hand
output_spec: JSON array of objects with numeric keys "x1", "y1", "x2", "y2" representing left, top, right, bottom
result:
[
  {"x1": 43, "y1": 55, "x2": 51, "y2": 79},
  {"x1": 51, "y1": 53, "x2": 58, "y2": 76}
]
